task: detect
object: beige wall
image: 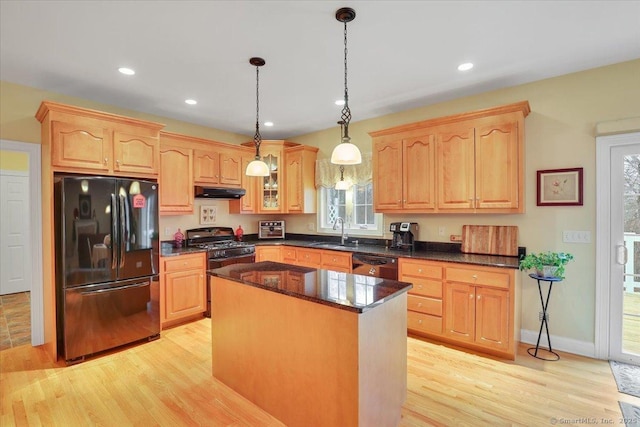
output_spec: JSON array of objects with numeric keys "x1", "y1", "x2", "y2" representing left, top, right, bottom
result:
[{"x1": 2, "y1": 59, "x2": 640, "y2": 349}]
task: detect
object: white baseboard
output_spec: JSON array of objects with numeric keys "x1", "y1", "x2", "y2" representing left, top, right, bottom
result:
[{"x1": 520, "y1": 329, "x2": 597, "y2": 359}]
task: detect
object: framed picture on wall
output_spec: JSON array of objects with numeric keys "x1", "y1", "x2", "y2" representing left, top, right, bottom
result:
[
  {"x1": 536, "y1": 167, "x2": 584, "y2": 206},
  {"x1": 78, "y1": 194, "x2": 92, "y2": 219}
]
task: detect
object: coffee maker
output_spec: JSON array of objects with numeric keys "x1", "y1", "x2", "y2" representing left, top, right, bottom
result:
[{"x1": 390, "y1": 222, "x2": 419, "y2": 251}]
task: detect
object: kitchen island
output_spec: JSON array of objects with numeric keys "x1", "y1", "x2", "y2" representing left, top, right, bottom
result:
[{"x1": 208, "y1": 261, "x2": 412, "y2": 427}]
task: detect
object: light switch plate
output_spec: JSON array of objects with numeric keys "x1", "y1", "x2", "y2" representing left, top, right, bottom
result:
[
  {"x1": 562, "y1": 230, "x2": 591, "y2": 244},
  {"x1": 200, "y1": 206, "x2": 217, "y2": 225}
]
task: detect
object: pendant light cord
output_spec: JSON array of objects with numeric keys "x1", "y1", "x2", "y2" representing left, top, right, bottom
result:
[
  {"x1": 254, "y1": 64, "x2": 262, "y2": 159},
  {"x1": 341, "y1": 20, "x2": 351, "y2": 142}
]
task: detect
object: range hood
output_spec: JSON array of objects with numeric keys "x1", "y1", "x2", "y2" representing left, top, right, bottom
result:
[{"x1": 194, "y1": 186, "x2": 246, "y2": 199}]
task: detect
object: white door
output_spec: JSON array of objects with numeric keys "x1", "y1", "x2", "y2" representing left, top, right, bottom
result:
[
  {"x1": 609, "y1": 140, "x2": 640, "y2": 365},
  {"x1": 0, "y1": 173, "x2": 31, "y2": 295}
]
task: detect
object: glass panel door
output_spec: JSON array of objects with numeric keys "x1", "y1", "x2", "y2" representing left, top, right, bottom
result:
[
  {"x1": 610, "y1": 143, "x2": 640, "y2": 364},
  {"x1": 262, "y1": 153, "x2": 280, "y2": 210}
]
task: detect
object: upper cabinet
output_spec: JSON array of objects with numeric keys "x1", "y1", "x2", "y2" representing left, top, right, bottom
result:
[
  {"x1": 370, "y1": 101, "x2": 529, "y2": 214},
  {"x1": 285, "y1": 145, "x2": 319, "y2": 214},
  {"x1": 36, "y1": 101, "x2": 163, "y2": 178},
  {"x1": 239, "y1": 140, "x2": 318, "y2": 215},
  {"x1": 229, "y1": 154, "x2": 259, "y2": 214},
  {"x1": 159, "y1": 132, "x2": 194, "y2": 215},
  {"x1": 372, "y1": 134, "x2": 436, "y2": 212},
  {"x1": 194, "y1": 147, "x2": 243, "y2": 187}
]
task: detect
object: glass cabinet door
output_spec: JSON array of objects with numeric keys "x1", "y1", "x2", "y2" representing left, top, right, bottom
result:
[{"x1": 261, "y1": 153, "x2": 281, "y2": 211}]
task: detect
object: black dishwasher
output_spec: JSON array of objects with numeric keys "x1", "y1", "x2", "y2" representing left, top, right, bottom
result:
[{"x1": 352, "y1": 253, "x2": 398, "y2": 280}]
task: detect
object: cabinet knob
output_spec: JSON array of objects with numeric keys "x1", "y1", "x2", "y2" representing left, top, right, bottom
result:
[
  {"x1": 398, "y1": 200, "x2": 401, "y2": 203},
  {"x1": 116, "y1": 160, "x2": 121, "y2": 165},
  {"x1": 333, "y1": 258, "x2": 337, "y2": 262},
  {"x1": 417, "y1": 303, "x2": 422, "y2": 307},
  {"x1": 418, "y1": 268, "x2": 423, "y2": 273},
  {"x1": 472, "y1": 274, "x2": 478, "y2": 281},
  {"x1": 418, "y1": 319, "x2": 423, "y2": 324},
  {"x1": 418, "y1": 284, "x2": 423, "y2": 289},
  {"x1": 104, "y1": 158, "x2": 108, "y2": 165},
  {"x1": 469, "y1": 294, "x2": 474, "y2": 299},
  {"x1": 477, "y1": 295, "x2": 481, "y2": 300}
]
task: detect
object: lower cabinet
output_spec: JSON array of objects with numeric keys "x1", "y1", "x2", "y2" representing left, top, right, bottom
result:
[
  {"x1": 400, "y1": 257, "x2": 517, "y2": 359},
  {"x1": 399, "y1": 259, "x2": 443, "y2": 335},
  {"x1": 160, "y1": 252, "x2": 206, "y2": 328},
  {"x1": 320, "y1": 250, "x2": 352, "y2": 273},
  {"x1": 281, "y1": 246, "x2": 352, "y2": 273},
  {"x1": 255, "y1": 246, "x2": 282, "y2": 262}
]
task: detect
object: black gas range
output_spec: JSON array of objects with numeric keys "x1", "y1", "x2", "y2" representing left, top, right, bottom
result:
[
  {"x1": 185, "y1": 227, "x2": 256, "y2": 317},
  {"x1": 186, "y1": 227, "x2": 255, "y2": 262}
]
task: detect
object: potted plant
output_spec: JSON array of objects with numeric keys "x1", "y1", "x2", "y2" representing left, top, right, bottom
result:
[{"x1": 519, "y1": 251, "x2": 574, "y2": 279}]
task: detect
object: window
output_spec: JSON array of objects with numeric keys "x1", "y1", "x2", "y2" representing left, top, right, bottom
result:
[{"x1": 318, "y1": 183, "x2": 383, "y2": 236}]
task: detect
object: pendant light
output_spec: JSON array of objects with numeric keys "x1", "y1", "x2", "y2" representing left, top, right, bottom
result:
[
  {"x1": 330, "y1": 7, "x2": 362, "y2": 166},
  {"x1": 335, "y1": 121, "x2": 351, "y2": 190},
  {"x1": 245, "y1": 57, "x2": 270, "y2": 177}
]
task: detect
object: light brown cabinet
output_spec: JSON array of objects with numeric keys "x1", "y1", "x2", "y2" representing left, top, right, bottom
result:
[
  {"x1": 194, "y1": 147, "x2": 243, "y2": 187},
  {"x1": 285, "y1": 145, "x2": 319, "y2": 213},
  {"x1": 399, "y1": 259, "x2": 443, "y2": 335},
  {"x1": 255, "y1": 246, "x2": 282, "y2": 262},
  {"x1": 295, "y1": 247, "x2": 323, "y2": 269},
  {"x1": 436, "y1": 119, "x2": 521, "y2": 212},
  {"x1": 160, "y1": 253, "x2": 207, "y2": 328},
  {"x1": 238, "y1": 141, "x2": 318, "y2": 215},
  {"x1": 443, "y1": 265, "x2": 513, "y2": 355},
  {"x1": 37, "y1": 101, "x2": 163, "y2": 177},
  {"x1": 370, "y1": 101, "x2": 529, "y2": 214},
  {"x1": 320, "y1": 250, "x2": 352, "y2": 273},
  {"x1": 372, "y1": 134, "x2": 436, "y2": 212},
  {"x1": 159, "y1": 138, "x2": 194, "y2": 215},
  {"x1": 229, "y1": 155, "x2": 259, "y2": 214},
  {"x1": 400, "y1": 257, "x2": 517, "y2": 359}
]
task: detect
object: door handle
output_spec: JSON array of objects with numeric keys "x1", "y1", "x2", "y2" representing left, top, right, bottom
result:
[
  {"x1": 119, "y1": 194, "x2": 126, "y2": 268},
  {"x1": 616, "y1": 245, "x2": 627, "y2": 265},
  {"x1": 110, "y1": 193, "x2": 117, "y2": 270}
]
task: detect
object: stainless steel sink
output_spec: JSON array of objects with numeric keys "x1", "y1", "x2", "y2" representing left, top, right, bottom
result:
[{"x1": 308, "y1": 242, "x2": 358, "y2": 249}]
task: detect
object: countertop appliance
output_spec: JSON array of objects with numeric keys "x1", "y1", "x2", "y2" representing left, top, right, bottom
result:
[
  {"x1": 186, "y1": 227, "x2": 256, "y2": 317},
  {"x1": 258, "y1": 220, "x2": 285, "y2": 239},
  {"x1": 352, "y1": 253, "x2": 398, "y2": 280},
  {"x1": 390, "y1": 222, "x2": 419, "y2": 251},
  {"x1": 54, "y1": 175, "x2": 160, "y2": 364}
]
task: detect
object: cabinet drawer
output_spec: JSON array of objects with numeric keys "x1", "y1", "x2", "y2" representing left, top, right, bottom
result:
[
  {"x1": 407, "y1": 311, "x2": 442, "y2": 335},
  {"x1": 296, "y1": 249, "x2": 322, "y2": 266},
  {"x1": 404, "y1": 277, "x2": 442, "y2": 298},
  {"x1": 408, "y1": 294, "x2": 442, "y2": 316},
  {"x1": 400, "y1": 260, "x2": 442, "y2": 279},
  {"x1": 321, "y1": 251, "x2": 352, "y2": 270},
  {"x1": 163, "y1": 254, "x2": 206, "y2": 272},
  {"x1": 446, "y1": 267, "x2": 510, "y2": 289},
  {"x1": 282, "y1": 247, "x2": 297, "y2": 261}
]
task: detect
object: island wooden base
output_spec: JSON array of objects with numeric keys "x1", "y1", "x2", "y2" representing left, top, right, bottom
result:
[{"x1": 211, "y1": 276, "x2": 408, "y2": 427}]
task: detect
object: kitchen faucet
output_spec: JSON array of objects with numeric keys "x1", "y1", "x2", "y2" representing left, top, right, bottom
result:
[{"x1": 333, "y1": 217, "x2": 348, "y2": 245}]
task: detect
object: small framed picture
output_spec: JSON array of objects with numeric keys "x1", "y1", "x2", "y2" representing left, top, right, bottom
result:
[{"x1": 536, "y1": 167, "x2": 583, "y2": 206}]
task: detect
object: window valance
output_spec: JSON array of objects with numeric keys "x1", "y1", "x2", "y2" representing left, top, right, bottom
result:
[{"x1": 315, "y1": 153, "x2": 372, "y2": 189}]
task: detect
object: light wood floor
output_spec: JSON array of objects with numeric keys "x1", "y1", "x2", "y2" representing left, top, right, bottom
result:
[
  {"x1": 1, "y1": 318, "x2": 638, "y2": 426},
  {"x1": 624, "y1": 292, "x2": 640, "y2": 354}
]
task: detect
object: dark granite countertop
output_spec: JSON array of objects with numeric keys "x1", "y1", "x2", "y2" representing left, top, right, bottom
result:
[
  {"x1": 256, "y1": 239, "x2": 521, "y2": 269},
  {"x1": 160, "y1": 243, "x2": 207, "y2": 257},
  {"x1": 208, "y1": 261, "x2": 413, "y2": 314}
]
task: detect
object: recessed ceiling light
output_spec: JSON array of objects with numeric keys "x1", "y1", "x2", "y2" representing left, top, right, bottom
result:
[
  {"x1": 264, "y1": 121, "x2": 274, "y2": 127},
  {"x1": 185, "y1": 99, "x2": 197, "y2": 105},
  {"x1": 335, "y1": 99, "x2": 345, "y2": 106},
  {"x1": 118, "y1": 67, "x2": 135, "y2": 76},
  {"x1": 457, "y1": 62, "x2": 474, "y2": 71}
]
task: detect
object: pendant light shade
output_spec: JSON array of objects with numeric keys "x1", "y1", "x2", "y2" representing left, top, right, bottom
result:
[
  {"x1": 331, "y1": 7, "x2": 362, "y2": 166},
  {"x1": 246, "y1": 57, "x2": 270, "y2": 177},
  {"x1": 246, "y1": 158, "x2": 270, "y2": 176}
]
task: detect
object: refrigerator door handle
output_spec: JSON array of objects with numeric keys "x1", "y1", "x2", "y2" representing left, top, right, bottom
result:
[
  {"x1": 110, "y1": 193, "x2": 118, "y2": 270},
  {"x1": 119, "y1": 194, "x2": 126, "y2": 268},
  {"x1": 80, "y1": 280, "x2": 150, "y2": 296}
]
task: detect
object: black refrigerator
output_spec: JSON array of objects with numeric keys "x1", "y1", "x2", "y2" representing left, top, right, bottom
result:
[{"x1": 54, "y1": 175, "x2": 160, "y2": 364}]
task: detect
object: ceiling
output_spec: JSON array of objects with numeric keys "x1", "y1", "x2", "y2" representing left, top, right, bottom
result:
[{"x1": 1, "y1": 1, "x2": 639, "y2": 139}]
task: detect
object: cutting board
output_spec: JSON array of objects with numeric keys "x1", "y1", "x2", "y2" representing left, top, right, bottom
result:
[{"x1": 461, "y1": 225, "x2": 519, "y2": 256}]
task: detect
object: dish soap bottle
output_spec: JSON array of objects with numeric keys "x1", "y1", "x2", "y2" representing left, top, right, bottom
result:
[
  {"x1": 174, "y1": 228, "x2": 184, "y2": 248},
  {"x1": 235, "y1": 225, "x2": 244, "y2": 242}
]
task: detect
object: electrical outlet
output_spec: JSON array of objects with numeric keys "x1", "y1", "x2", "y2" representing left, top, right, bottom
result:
[
  {"x1": 164, "y1": 227, "x2": 171, "y2": 237},
  {"x1": 307, "y1": 223, "x2": 315, "y2": 231},
  {"x1": 450, "y1": 234, "x2": 462, "y2": 242},
  {"x1": 438, "y1": 226, "x2": 445, "y2": 236},
  {"x1": 562, "y1": 230, "x2": 591, "y2": 244}
]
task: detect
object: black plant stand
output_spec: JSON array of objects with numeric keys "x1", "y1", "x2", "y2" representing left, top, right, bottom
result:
[{"x1": 527, "y1": 273, "x2": 562, "y2": 361}]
